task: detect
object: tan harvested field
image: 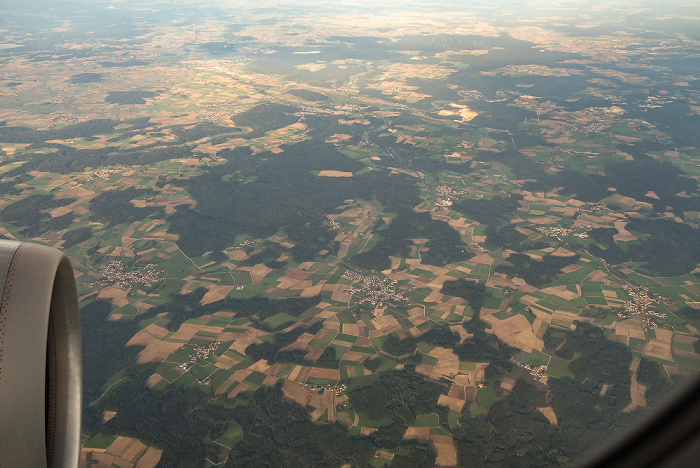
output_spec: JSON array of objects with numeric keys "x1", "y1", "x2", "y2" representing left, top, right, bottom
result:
[
  {"x1": 318, "y1": 170, "x2": 353, "y2": 177},
  {"x1": 134, "y1": 341, "x2": 183, "y2": 364},
  {"x1": 500, "y1": 377, "x2": 516, "y2": 391},
  {"x1": 122, "y1": 439, "x2": 148, "y2": 464},
  {"x1": 644, "y1": 340, "x2": 673, "y2": 362},
  {"x1": 560, "y1": 264, "x2": 581, "y2": 274},
  {"x1": 469, "y1": 253, "x2": 495, "y2": 265},
  {"x1": 300, "y1": 280, "x2": 326, "y2": 297},
  {"x1": 229, "y1": 332, "x2": 267, "y2": 353},
  {"x1": 248, "y1": 359, "x2": 272, "y2": 373},
  {"x1": 624, "y1": 374, "x2": 647, "y2": 413},
  {"x1": 101, "y1": 411, "x2": 118, "y2": 424},
  {"x1": 540, "y1": 285, "x2": 579, "y2": 300},
  {"x1": 249, "y1": 263, "x2": 273, "y2": 284},
  {"x1": 452, "y1": 371, "x2": 474, "y2": 387},
  {"x1": 483, "y1": 314, "x2": 544, "y2": 352},
  {"x1": 475, "y1": 363, "x2": 488, "y2": 382},
  {"x1": 145, "y1": 374, "x2": 164, "y2": 389},
  {"x1": 428, "y1": 346, "x2": 458, "y2": 361},
  {"x1": 613, "y1": 221, "x2": 637, "y2": 242},
  {"x1": 355, "y1": 336, "x2": 373, "y2": 348},
  {"x1": 485, "y1": 275, "x2": 519, "y2": 291},
  {"x1": 214, "y1": 353, "x2": 239, "y2": 369},
  {"x1": 200, "y1": 285, "x2": 236, "y2": 304},
  {"x1": 448, "y1": 384, "x2": 466, "y2": 400},
  {"x1": 431, "y1": 434, "x2": 458, "y2": 467},
  {"x1": 169, "y1": 323, "x2": 224, "y2": 342},
  {"x1": 628, "y1": 320, "x2": 646, "y2": 340},
  {"x1": 96, "y1": 286, "x2": 130, "y2": 307},
  {"x1": 263, "y1": 375, "x2": 279, "y2": 387},
  {"x1": 447, "y1": 216, "x2": 472, "y2": 230},
  {"x1": 424, "y1": 289, "x2": 444, "y2": 302},
  {"x1": 370, "y1": 315, "x2": 402, "y2": 334},
  {"x1": 608, "y1": 195, "x2": 644, "y2": 208},
  {"x1": 655, "y1": 328, "x2": 674, "y2": 343},
  {"x1": 309, "y1": 367, "x2": 341, "y2": 380},
  {"x1": 228, "y1": 249, "x2": 249, "y2": 261},
  {"x1": 228, "y1": 383, "x2": 250, "y2": 399},
  {"x1": 267, "y1": 363, "x2": 283, "y2": 376},
  {"x1": 87, "y1": 452, "x2": 116, "y2": 468},
  {"x1": 282, "y1": 380, "x2": 312, "y2": 407},
  {"x1": 310, "y1": 390, "x2": 335, "y2": 422},
  {"x1": 106, "y1": 438, "x2": 133, "y2": 460},
  {"x1": 551, "y1": 310, "x2": 579, "y2": 326},
  {"x1": 415, "y1": 364, "x2": 435, "y2": 377},
  {"x1": 426, "y1": 274, "x2": 452, "y2": 289},
  {"x1": 342, "y1": 323, "x2": 360, "y2": 335},
  {"x1": 280, "y1": 333, "x2": 313, "y2": 353},
  {"x1": 674, "y1": 334, "x2": 697, "y2": 345},
  {"x1": 550, "y1": 248, "x2": 577, "y2": 259},
  {"x1": 126, "y1": 323, "x2": 169, "y2": 346},
  {"x1": 343, "y1": 351, "x2": 373, "y2": 362},
  {"x1": 289, "y1": 279, "x2": 313, "y2": 290},
  {"x1": 428, "y1": 347, "x2": 460, "y2": 380},
  {"x1": 331, "y1": 288, "x2": 353, "y2": 302},
  {"x1": 538, "y1": 407, "x2": 558, "y2": 425},
  {"x1": 136, "y1": 447, "x2": 163, "y2": 468},
  {"x1": 630, "y1": 356, "x2": 641, "y2": 373},
  {"x1": 276, "y1": 271, "x2": 308, "y2": 289},
  {"x1": 438, "y1": 394, "x2": 466, "y2": 412},
  {"x1": 532, "y1": 318, "x2": 546, "y2": 338},
  {"x1": 616, "y1": 320, "x2": 646, "y2": 340},
  {"x1": 295, "y1": 366, "x2": 314, "y2": 383},
  {"x1": 450, "y1": 324, "x2": 470, "y2": 343},
  {"x1": 404, "y1": 427, "x2": 431, "y2": 443}
]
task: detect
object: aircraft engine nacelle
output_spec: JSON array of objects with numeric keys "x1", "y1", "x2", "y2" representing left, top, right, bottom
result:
[{"x1": 0, "y1": 240, "x2": 81, "y2": 468}]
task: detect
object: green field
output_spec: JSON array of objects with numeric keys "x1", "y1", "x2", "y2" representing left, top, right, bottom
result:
[
  {"x1": 476, "y1": 385, "x2": 497, "y2": 410},
  {"x1": 414, "y1": 413, "x2": 440, "y2": 427}
]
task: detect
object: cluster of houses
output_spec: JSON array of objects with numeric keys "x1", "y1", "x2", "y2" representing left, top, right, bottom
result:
[
  {"x1": 342, "y1": 271, "x2": 406, "y2": 307},
  {"x1": 179, "y1": 341, "x2": 222, "y2": 372},
  {"x1": 536, "y1": 225, "x2": 589, "y2": 238},
  {"x1": 198, "y1": 110, "x2": 232, "y2": 122},
  {"x1": 581, "y1": 202, "x2": 609, "y2": 212},
  {"x1": 641, "y1": 316, "x2": 659, "y2": 331},
  {"x1": 301, "y1": 382, "x2": 348, "y2": 395},
  {"x1": 90, "y1": 260, "x2": 165, "y2": 289},
  {"x1": 582, "y1": 122, "x2": 609, "y2": 134},
  {"x1": 294, "y1": 105, "x2": 351, "y2": 118},
  {"x1": 435, "y1": 185, "x2": 467, "y2": 207},
  {"x1": 51, "y1": 115, "x2": 90, "y2": 125},
  {"x1": 182, "y1": 59, "x2": 251, "y2": 82},
  {"x1": 82, "y1": 167, "x2": 129, "y2": 181},
  {"x1": 620, "y1": 285, "x2": 666, "y2": 330},
  {"x1": 519, "y1": 363, "x2": 548, "y2": 379}
]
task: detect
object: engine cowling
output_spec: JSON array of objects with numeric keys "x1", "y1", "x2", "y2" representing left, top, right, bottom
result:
[{"x1": 0, "y1": 240, "x2": 81, "y2": 468}]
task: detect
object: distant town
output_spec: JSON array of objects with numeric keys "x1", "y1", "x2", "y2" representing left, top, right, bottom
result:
[
  {"x1": 342, "y1": 270, "x2": 407, "y2": 307},
  {"x1": 90, "y1": 260, "x2": 165, "y2": 290}
]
